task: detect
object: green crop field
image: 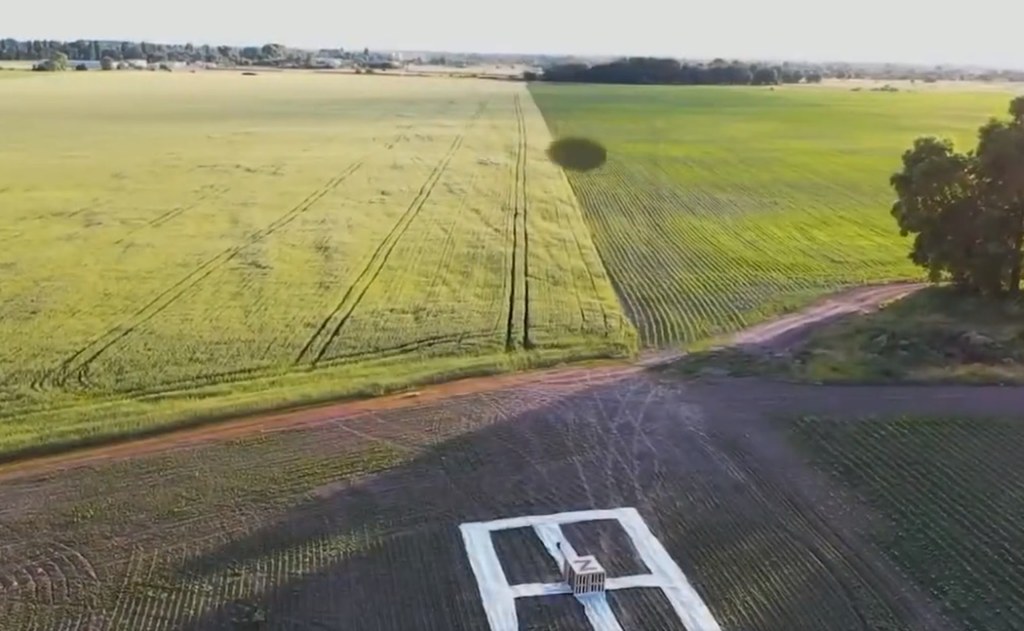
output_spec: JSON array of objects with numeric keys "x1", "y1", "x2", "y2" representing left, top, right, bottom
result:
[
  {"x1": 3, "y1": 74, "x2": 1019, "y2": 458},
  {"x1": 0, "y1": 72, "x2": 633, "y2": 457},
  {"x1": 530, "y1": 84, "x2": 1013, "y2": 347},
  {"x1": 791, "y1": 415, "x2": 1024, "y2": 630}
]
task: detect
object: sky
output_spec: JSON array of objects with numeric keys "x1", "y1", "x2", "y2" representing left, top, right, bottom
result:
[{"x1": 6, "y1": 0, "x2": 1024, "y2": 69}]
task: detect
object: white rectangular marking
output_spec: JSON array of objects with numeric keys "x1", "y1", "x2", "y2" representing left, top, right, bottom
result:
[
  {"x1": 460, "y1": 521, "x2": 517, "y2": 631},
  {"x1": 533, "y1": 522, "x2": 573, "y2": 561},
  {"x1": 460, "y1": 507, "x2": 722, "y2": 631},
  {"x1": 509, "y1": 582, "x2": 572, "y2": 598}
]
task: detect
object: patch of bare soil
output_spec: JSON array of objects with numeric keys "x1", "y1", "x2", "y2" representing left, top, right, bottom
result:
[
  {"x1": 0, "y1": 364, "x2": 632, "y2": 483},
  {"x1": 5, "y1": 370, "x2": 1003, "y2": 629},
  {"x1": 732, "y1": 282, "x2": 926, "y2": 351},
  {"x1": 0, "y1": 282, "x2": 925, "y2": 483}
]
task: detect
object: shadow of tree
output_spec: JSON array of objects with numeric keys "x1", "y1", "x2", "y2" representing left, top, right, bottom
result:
[{"x1": 546, "y1": 138, "x2": 608, "y2": 172}]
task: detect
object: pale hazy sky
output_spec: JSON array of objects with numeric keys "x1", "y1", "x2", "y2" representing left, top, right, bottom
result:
[{"x1": 6, "y1": 0, "x2": 1023, "y2": 68}]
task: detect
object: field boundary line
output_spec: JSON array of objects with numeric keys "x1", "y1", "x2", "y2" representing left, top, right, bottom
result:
[
  {"x1": 1, "y1": 282, "x2": 923, "y2": 480},
  {"x1": 0, "y1": 359, "x2": 634, "y2": 481}
]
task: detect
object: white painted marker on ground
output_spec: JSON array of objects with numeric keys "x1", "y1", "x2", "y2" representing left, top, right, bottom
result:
[{"x1": 460, "y1": 507, "x2": 722, "y2": 631}]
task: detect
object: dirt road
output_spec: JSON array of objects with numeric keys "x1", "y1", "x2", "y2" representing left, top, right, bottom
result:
[
  {"x1": 0, "y1": 282, "x2": 927, "y2": 481},
  {"x1": 4, "y1": 280, "x2": 1023, "y2": 631},
  {"x1": 731, "y1": 282, "x2": 926, "y2": 351}
]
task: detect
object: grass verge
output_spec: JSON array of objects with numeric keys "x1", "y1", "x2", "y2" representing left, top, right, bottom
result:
[
  {"x1": 0, "y1": 342, "x2": 631, "y2": 465},
  {"x1": 671, "y1": 287, "x2": 1024, "y2": 384}
]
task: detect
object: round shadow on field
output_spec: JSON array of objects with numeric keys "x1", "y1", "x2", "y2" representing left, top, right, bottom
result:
[{"x1": 546, "y1": 137, "x2": 608, "y2": 172}]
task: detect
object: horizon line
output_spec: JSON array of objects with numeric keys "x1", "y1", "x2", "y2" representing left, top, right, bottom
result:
[{"x1": 3, "y1": 34, "x2": 1023, "y2": 72}]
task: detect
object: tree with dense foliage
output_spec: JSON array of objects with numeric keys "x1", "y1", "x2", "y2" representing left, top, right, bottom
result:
[
  {"x1": 100, "y1": 56, "x2": 115, "y2": 71},
  {"x1": 751, "y1": 67, "x2": 780, "y2": 85},
  {"x1": 33, "y1": 50, "x2": 68, "y2": 71},
  {"x1": 780, "y1": 68, "x2": 804, "y2": 84},
  {"x1": 891, "y1": 97, "x2": 1024, "y2": 294},
  {"x1": 0, "y1": 37, "x2": 314, "y2": 66},
  {"x1": 540, "y1": 57, "x2": 806, "y2": 86},
  {"x1": 533, "y1": 57, "x2": 1024, "y2": 86}
]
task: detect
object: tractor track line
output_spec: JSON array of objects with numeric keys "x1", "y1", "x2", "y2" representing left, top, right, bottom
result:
[
  {"x1": 113, "y1": 186, "x2": 228, "y2": 246},
  {"x1": 315, "y1": 331, "x2": 492, "y2": 368},
  {"x1": 0, "y1": 363, "x2": 633, "y2": 482},
  {"x1": 138, "y1": 332, "x2": 490, "y2": 400},
  {"x1": 297, "y1": 137, "x2": 462, "y2": 366},
  {"x1": 38, "y1": 138, "x2": 405, "y2": 391},
  {"x1": 297, "y1": 103, "x2": 488, "y2": 367},
  {"x1": 504, "y1": 95, "x2": 526, "y2": 352},
  {"x1": 61, "y1": 165, "x2": 360, "y2": 389},
  {"x1": 515, "y1": 95, "x2": 532, "y2": 349},
  {"x1": 18, "y1": 331, "x2": 490, "y2": 415}
]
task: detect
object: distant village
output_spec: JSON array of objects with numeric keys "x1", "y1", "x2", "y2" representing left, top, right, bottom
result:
[
  {"x1": 3, "y1": 38, "x2": 1023, "y2": 84},
  {"x1": 0, "y1": 38, "x2": 551, "y2": 74},
  {"x1": 84, "y1": 50, "x2": 409, "y2": 73}
]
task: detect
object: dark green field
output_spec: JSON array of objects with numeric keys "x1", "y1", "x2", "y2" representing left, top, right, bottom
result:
[
  {"x1": 791, "y1": 415, "x2": 1024, "y2": 630},
  {"x1": 530, "y1": 84, "x2": 1010, "y2": 347}
]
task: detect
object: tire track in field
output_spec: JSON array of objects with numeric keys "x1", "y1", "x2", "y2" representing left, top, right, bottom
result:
[
  {"x1": 43, "y1": 330, "x2": 496, "y2": 407},
  {"x1": 35, "y1": 142, "x2": 400, "y2": 392},
  {"x1": 316, "y1": 330, "x2": 494, "y2": 367},
  {"x1": 296, "y1": 102, "x2": 488, "y2": 368},
  {"x1": 515, "y1": 94, "x2": 532, "y2": 350},
  {"x1": 113, "y1": 186, "x2": 229, "y2": 246},
  {"x1": 504, "y1": 95, "x2": 529, "y2": 351}
]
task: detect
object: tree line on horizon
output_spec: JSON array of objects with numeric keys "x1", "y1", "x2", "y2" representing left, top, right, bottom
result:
[
  {"x1": 531, "y1": 57, "x2": 824, "y2": 86},
  {"x1": 5, "y1": 38, "x2": 1024, "y2": 83},
  {"x1": 0, "y1": 39, "x2": 336, "y2": 66},
  {"x1": 532, "y1": 57, "x2": 1024, "y2": 86}
]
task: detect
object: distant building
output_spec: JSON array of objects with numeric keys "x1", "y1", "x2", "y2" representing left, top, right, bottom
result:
[
  {"x1": 148, "y1": 61, "x2": 187, "y2": 70},
  {"x1": 311, "y1": 58, "x2": 342, "y2": 69},
  {"x1": 359, "y1": 51, "x2": 403, "y2": 68},
  {"x1": 69, "y1": 60, "x2": 102, "y2": 70}
]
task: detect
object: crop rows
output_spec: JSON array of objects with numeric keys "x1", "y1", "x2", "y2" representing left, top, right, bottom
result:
[
  {"x1": 0, "y1": 76, "x2": 632, "y2": 456},
  {"x1": 791, "y1": 415, "x2": 1024, "y2": 630},
  {"x1": 529, "y1": 84, "x2": 1008, "y2": 348},
  {"x1": 505, "y1": 94, "x2": 530, "y2": 350},
  {"x1": 0, "y1": 375, "x2": 924, "y2": 630},
  {"x1": 41, "y1": 157, "x2": 374, "y2": 392},
  {"x1": 296, "y1": 103, "x2": 487, "y2": 367}
]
